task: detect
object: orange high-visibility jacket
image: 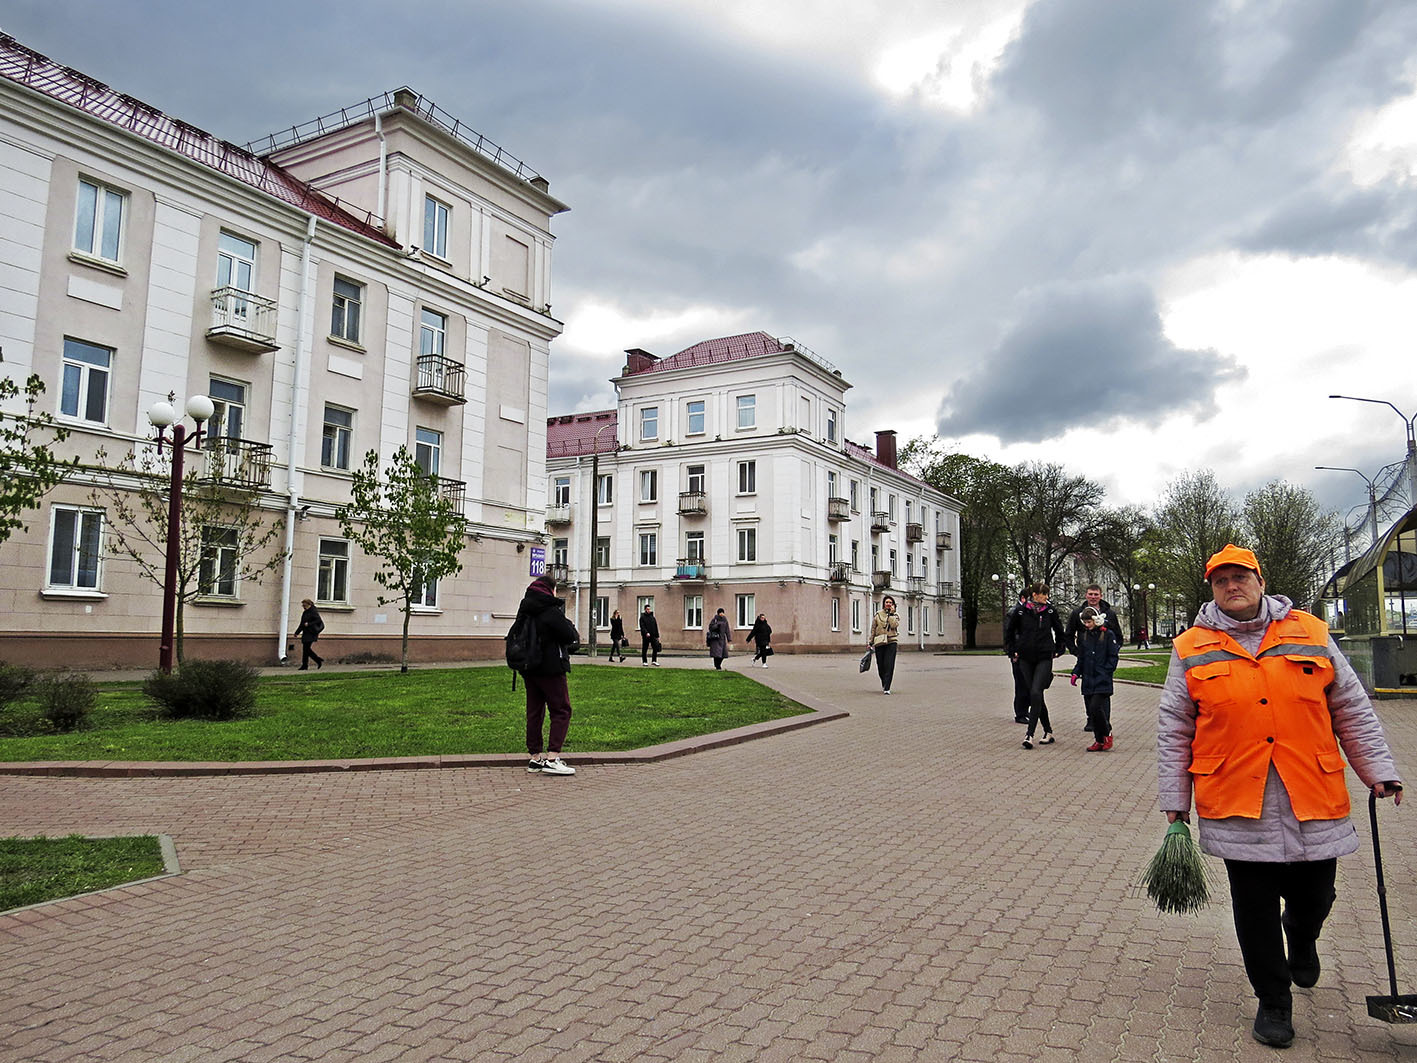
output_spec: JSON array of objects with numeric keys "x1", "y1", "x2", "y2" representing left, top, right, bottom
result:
[{"x1": 1174, "y1": 609, "x2": 1348, "y2": 821}]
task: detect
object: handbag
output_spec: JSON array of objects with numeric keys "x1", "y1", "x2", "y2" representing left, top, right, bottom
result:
[{"x1": 859, "y1": 648, "x2": 873, "y2": 673}]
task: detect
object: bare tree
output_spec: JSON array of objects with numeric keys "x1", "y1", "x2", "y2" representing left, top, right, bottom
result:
[
  {"x1": 998, "y1": 462, "x2": 1110, "y2": 587},
  {"x1": 1243, "y1": 479, "x2": 1343, "y2": 608},
  {"x1": 89, "y1": 446, "x2": 286, "y2": 664},
  {"x1": 0, "y1": 374, "x2": 77, "y2": 548},
  {"x1": 1152, "y1": 470, "x2": 1243, "y2": 620},
  {"x1": 1092, "y1": 505, "x2": 1161, "y2": 632}
]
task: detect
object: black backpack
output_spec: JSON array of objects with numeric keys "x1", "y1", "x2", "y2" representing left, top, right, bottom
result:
[{"x1": 504, "y1": 611, "x2": 542, "y2": 690}]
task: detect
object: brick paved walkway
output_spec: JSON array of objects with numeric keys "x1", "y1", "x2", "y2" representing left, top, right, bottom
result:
[{"x1": 3, "y1": 653, "x2": 1417, "y2": 1061}]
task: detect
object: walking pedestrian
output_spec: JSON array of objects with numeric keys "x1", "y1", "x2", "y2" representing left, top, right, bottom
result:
[
  {"x1": 514, "y1": 574, "x2": 582, "y2": 777},
  {"x1": 1006, "y1": 590, "x2": 1030, "y2": 722},
  {"x1": 609, "y1": 609, "x2": 627, "y2": 661},
  {"x1": 639, "y1": 602, "x2": 661, "y2": 666},
  {"x1": 746, "y1": 612, "x2": 773, "y2": 667},
  {"x1": 868, "y1": 595, "x2": 900, "y2": 694},
  {"x1": 1071, "y1": 607, "x2": 1119, "y2": 750},
  {"x1": 1005, "y1": 582, "x2": 1064, "y2": 749},
  {"x1": 1157, "y1": 544, "x2": 1403, "y2": 1048},
  {"x1": 706, "y1": 608, "x2": 732, "y2": 669},
  {"x1": 1066, "y1": 583, "x2": 1121, "y2": 731},
  {"x1": 294, "y1": 598, "x2": 324, "y2": 670}
]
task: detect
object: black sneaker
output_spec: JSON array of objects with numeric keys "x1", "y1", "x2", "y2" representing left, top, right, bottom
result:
[
  {"x1": 1022, "y1": 736, "x2": 1034, "y2": 750},
  {"x1": 1284, "y1": 917, "x2": 1321, "y2": 988},
  {"x1": 527, "y1": 758, "x2": 545, "y2": 773},
  {"x1": 1252, "y1": 1003, "x2": 1294, "y2": 1047}
]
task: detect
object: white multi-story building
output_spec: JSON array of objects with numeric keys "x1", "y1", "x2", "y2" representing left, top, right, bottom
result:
[
  {"x1": 546, "y1": 332, "x2": 964, "y2": 652},
  {"x1": 0, "y1": 33, "x2": 567, "y2": 667}
]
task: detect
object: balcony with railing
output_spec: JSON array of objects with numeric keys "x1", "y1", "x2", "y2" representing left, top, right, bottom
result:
[
  {"x1": 936, "y1": 531, "x2": 953, "y2": 551},
  {"x1": 545, "y1": 504, "x2": 572, "y2": 525},
  {"x1": 206, "y1": 287, "x2": 279, "y2": 352},
  {"x1": 413, "y1": 354, "x2": 467, "y2": 405},
  {"x1": 827, "y1": 496, "x2": 850, "y2": 522},
  {"x1": 200, "y1": 437, "x2": 274, "y2": 489},
  {"x1": 675, "y1": 558, "x2": 707, "y2": 581},
  {"x1": 871, "y1": 510, "x2": 891, "y2": 533},
  {"x1": 906, "y1": 522, "x2": 924, "y2": 543},
  {"x1": 678, "y1": 491, "x2": 708, "y2": 516},
  {"x1": 434, "y1": 476, "x2": 466, "y2": 516},
  {"x1": 829, "y1": 561, "x2": 851, "y2": 583},
  {"x1": 872, "y1": 570, "x2": 891, "y2": 590},
  {"x1": 906, "y1": 575, "x2": 926, "y2": 596},
  {"x1": 548, "y1": 562, "x2": 571, "y2": 586},
  {"x1": 939, "y1": 580, "x2": 958, "y2": 597}
]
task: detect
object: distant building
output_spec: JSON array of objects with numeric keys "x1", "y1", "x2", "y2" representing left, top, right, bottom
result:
[
  {"x1": 0, "y1": 33, "x2": 567, "y2": 667},
  {"x1": 545, "y1": 332, "x2": 964, "y2": 652}
]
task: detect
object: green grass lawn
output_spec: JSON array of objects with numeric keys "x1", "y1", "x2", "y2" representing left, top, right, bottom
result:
[
  {"x1": 0, "y1": 666, "x2": 807, "y2": 763},
  {"x1": 0, "y1": 834, "x2": 165, "y2": 911}
]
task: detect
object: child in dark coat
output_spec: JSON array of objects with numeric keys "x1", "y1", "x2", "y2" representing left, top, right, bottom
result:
[{"x1": 1072, "y1": 607, "x2": 1120, "y2": 750}]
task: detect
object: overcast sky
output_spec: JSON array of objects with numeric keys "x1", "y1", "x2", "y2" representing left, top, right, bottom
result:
[{"x1": 7, "y1": 0, "x2": 1417, "y2": 537}]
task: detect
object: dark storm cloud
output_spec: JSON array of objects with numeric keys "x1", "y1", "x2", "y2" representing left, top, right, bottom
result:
[{"x1": 935, "y1": 280, "x2": 1244, "y2": 443}]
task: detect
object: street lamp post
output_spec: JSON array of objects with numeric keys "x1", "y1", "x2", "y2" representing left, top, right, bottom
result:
[
  {"x1": 1149, "y1": 582, "x2": 1157, "y2": 642},
  {"x1": 1329, "y1": 394, "x2": 1417, "y2": 509},
  {"x1": 147, "y1": 394, "x2": 214, "y2": 674},
  {"x1": 1315, "y1": 464, "x2": 1381, "y2": 550},
  {"x1": 586, "y1": 419, "x2": 617, "y2": 657}
]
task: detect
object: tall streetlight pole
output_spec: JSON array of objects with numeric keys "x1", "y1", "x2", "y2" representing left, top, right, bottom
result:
[
  {"x1": 147, "y1": 393, "x2": 214, "y2": 674},
  {"x1": 586, "y1": 418, "x2": 617, "y2": 657},
  {"x1": 1315, "y1": 464, "x2": 1381, "y2": 549},
  {"x1": 1329, "y1": 394, "x2": 1417, "y2": 510}
]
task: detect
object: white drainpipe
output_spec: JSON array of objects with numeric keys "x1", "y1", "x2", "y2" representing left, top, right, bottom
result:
[
  {"x1": 277, "y1": 215, "x2": 318, "y2": 663},
  {"x1": 374, "y1": 111, "x2": 388, "y2": 230}
]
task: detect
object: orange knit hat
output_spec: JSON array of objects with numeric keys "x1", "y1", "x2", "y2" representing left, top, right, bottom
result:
[{"x1": 1204, "y1": 544, "x2": 1262, "y2": 581}]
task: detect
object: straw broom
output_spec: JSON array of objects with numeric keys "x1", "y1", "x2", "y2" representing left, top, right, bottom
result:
[{"x1": 1143, "y1": 819, "x2": 1210, "y2": 914}]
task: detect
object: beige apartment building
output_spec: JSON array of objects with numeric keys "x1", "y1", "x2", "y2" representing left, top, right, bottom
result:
[
  {"x1": 546, "y1": 333, "x2": 965, "y2": 653},
  {"x1": 0, "y1": 33, "x2": 566, "y2": 667}
]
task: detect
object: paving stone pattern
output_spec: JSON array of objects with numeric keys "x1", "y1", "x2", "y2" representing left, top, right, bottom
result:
[{"x1": 3, "y1": 653, "x2": 1417, "y2": 1061}]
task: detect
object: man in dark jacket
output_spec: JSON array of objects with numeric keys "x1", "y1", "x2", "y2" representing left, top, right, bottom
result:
[
  {"x1": 516, "y1": 575, "x2": 581, "y2": 776},
  {"x1": 639, "y1": 603, "x2": 661, "y2": 666},
  {"x1": 1003, "y1": 582, "x2": 1065, "y2": 750},
  {"x1": 1066, "y1": 584, "x2": 1121, "y2": 730},
  {"x1": 1005, "y1": 590, "x2": 1030, "y2": 723}
]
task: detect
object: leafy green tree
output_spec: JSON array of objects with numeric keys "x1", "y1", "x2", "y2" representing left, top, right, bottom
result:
[
  {"x1": 1093, "y1": 505, "x2": 1160, "y2": 636},
  {"x1": 1242, "y1": 479, "x2": 1343, "y2": 608},
  {"x1": 337, "y1": 446, "x2": 466, "y2": 673},
  {"x1": 1152, "y1": 470, "x2": 1243, "y2": 621},
  {"x1": 89, "y1": 446, "x2": 287, "y2": 664},
  {"x1": 0, "y1": 375, "x2": 77, "y2": 548},
  {"x1": 901, "y1": 439, "x2": 1011, "y2": 647}
]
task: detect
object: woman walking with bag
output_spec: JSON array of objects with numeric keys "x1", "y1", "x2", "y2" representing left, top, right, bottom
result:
[
  {"x1": 746, "y1": 613, "x2": 773, "y2": 667},
  {"x1": 706, "y1": 607, "x2": 732, "y2": 670},
  {"x1": 609, "y1": 609, "x2": 627, "y2": 662},
  {"x1": 869, "y1": 595, "x2": 900, "y2": 694}
]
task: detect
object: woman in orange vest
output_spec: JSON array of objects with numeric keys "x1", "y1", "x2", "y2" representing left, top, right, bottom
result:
[{"x1": 1157, "y1": 545, "x2": 1403, "y2": 1049}]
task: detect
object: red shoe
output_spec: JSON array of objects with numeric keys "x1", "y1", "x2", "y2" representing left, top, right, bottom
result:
[
  {"x1": 1102, "y1": 735, "x2": 1114, "y2": 751},
  {"x1": 1085, "y1": 741, "x2": 1104, "y2": 752}
]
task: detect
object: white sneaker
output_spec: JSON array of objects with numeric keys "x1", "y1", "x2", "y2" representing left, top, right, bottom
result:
[{"x1": 540, "y1": 757, "x2": 576, "y2": 776}]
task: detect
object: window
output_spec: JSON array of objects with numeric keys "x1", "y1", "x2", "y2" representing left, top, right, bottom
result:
[
  {"x1": 593, "y1": 597, "x2": 609, "y2": 629},
  {"x1": 870, "y1": 486, "x2": 879, "y2": 512},
  {"x1": 48, "y1": 506, "x2": 102, "y2": 590},
  {"x1": 208, "y1": 377, "x2": 246, "y2": 441},
  {"x1": 923, "y1": 607, "x2": 930, "y2": 636},
  {"x1": 412, "y1": 573, "x2": 439, "y2": 609},
  {"x1": 638, "y1": 532, "x2": 658, "y2": 566},
  {"x1": 322, "y1": 405, "x2": 353, "y2": 470},
  {"x1": 331, "y1": 277, "x2": 363, "y2": 343},
  {"x1": 595, "y1": 537, "x2": 611, "y2": 568},
  {"x1": 906, "y1": 554, "x2": 914, "y2": 577},
  {"x1": 74, "y1": 178, "x2": 125, "y2": 263},
  {"x1": 736, "y1": 394, "x2": 756, "y2": 429},
  {"x1": 831, "y1": 597, "x2": 840, "y2": 632},
  {"x1": 684, "y1": 595, "x2": 703, "y2": 629},
  {"x1": 640, "y1": 406, "x2": 658, "y2": 441},
  {"x1": 637, "y1": 595, "x2": 655, "y2": 616},
  {"x1": 737, "y1": 460, "x2": 756, "y2": 494},
  {"x1": 317, "y1": 539, "x2": 350, "y2": 604},
  {"x1": 423, "y1": 195, "x2": 449, "y2": 258},
  {"x1": 852, "y1": 598, "x2": 862, "y2": 632},
  {"x1": 198, "y1": 525, "x2": 239, "y2": 597},
  {"x1": 553, "y1": 476, "x2": 571, "y2": 506},
  {"x1": 686, "y1": 400, "x2": 705, "y2": 435},
  {"x1": 217, "y1": 232, "x2": 256, "y2": 295},
  {"x1": 827, "y1": 470, "x2": 837, "y2": 498},
  {"x1": 639, "y1": 469, "x2": 658, "y2": 502},
  {"x1": 686, "y1": 464, "x2": 706, "y2": 494},
  {"x1": 851, "y1": 540, "x2": 860, "y2": 571},
  {"x1": 906, "y1": 500, "x2": 913, "y2": 523},
  {"x1": 921, "y1": 556, "x2": 928, "y2": 580},
  {"x1": 596, "y1": 474, "x2": 614, "y2": 504},
  {"x1": 890, "y1": 548, "x2": 898, "y2": 575},
  {"x1": 60, "y1": 339, "x2": 111, "y2": 423},
  {"x1": 685, "y1": 531, "x2": 705, "y2": 560},
  {"x1": 552, "y1": 538, "x2": 569, "y2": 565},
  {"x1": 414, "y1": 427, "x2": 442, "y2": 476},
  {"x1": 735, "y1": 594, "x2": 756, "y2": 628},
  {"x1": 907, "y1": 605, "x2": 915, "y2": 634},
  {"x1": 420, "y1": 309, "x2": 447, "y2": 357},
  {"x1": 888, "y1": 493, "x2": 897, "y2": 519},
  {"x1": 737, "y1": 527, "x2": 757, "y2": 563},
  {"x1": 850, "y1": 480, "x2": 859, "y2": 511},
  {"x1": 826, "y1": 408, "x2": 837, "y2": 444},
  {"x1": 829, "y1": 534, "x2": 839, "y2": 564},
  {"x1": 871, "y1": 544, "x2": 879, "y2": 571}
]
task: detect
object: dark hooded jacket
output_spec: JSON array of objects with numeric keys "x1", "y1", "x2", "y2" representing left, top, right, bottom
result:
[
  {"x1": 1004, "y1": 600, "x2": 1065, "y2": 662},
  {"x1": 1065, "y1": 600, "x2": 1121, "y2": 653},
  {"x1": 1071, "y1": 624, "x2": 1119, "y2": 695},
  {"x1": 514, "y1": 580, "x2": 581, "y2": 676}
]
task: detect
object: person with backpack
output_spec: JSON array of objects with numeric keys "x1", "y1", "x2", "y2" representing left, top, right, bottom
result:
[
  {"x1": 608, "y1": 609, "x2": 627, "y2": 662},
  {"x1": 639, "y1": 602, "x2": 661, "y2": 666},
  {"x1": 706, "y1": 607, "x2": 732, "y2": 669},
  {"x1": 294, "y1": 598, "x2": 325, "y2": 671},
  {"x1": 510, "y1": 574, "x2": 581, "y2": 777}
]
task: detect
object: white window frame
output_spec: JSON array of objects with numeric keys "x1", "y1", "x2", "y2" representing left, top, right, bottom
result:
[
  {"x1": 415, "y1": 427, "x2": 442, "y2": 476},
  {"x1": 331, "y1": 276, "x2": 363, "y2": 344},
  {"x1": 216, "y1": 232, "x2": 257, "y2": 295},
  {"x1": 208, "y1": 376, "x2": 247, "y2": 443},
  {"x1": 640, "y1": 406, "x2": 659, "y2": 441},
  {"x1": 639, "y1": 469, "x2": 658, "y2": 503},
  {"x1": 826, "y1": 408, "x2": 837, "y2": 444},
  {"x1": 686, "y1": 464, "x2": 706, "y2": 494},
  {"x1": 423, "y1": 195, "x2": 450, "y2": 259},
  {"x1": 831, "y1": 597, "x2": 840, "y2": 632},
  {"x1": 596, "y1": 474, "x2": 613, "y2": 505},
  {"x1": 852, "y1": 598, "x2": 862, "y2": 632},
  {"x1": 735, "y1": 594, "x2": 756, "y2": 629},
  {"x1": 736, "y1": 394, "x2": 756, "y2": 430},
  {"x1": 553, "y1": 476, "x2": 571, "y2": 506},
  {"x1": 850, "y1": 480, "x2": 860, "y2": 511},
  {"x1": 552, "y1": 538, "x2": 569, "y2": 565},
  {"x1": 74, "y1": 177, "x2": 126, "y2": 264},
  {"x1": 638, "y1": 531, "x2": 658, "y2": 566},
  {"x1": 321, "y1": 405, "x2": 353, "y2": 471},
  {"x1": 684, "y1": 531, "x2": 705, "y2": 561},
  {"x1": 47, "y1": 505, "x2": 103, "y2": 591},
  {"x1": 59, "y1": 338, "x2": 112, "y2": 425},
  {"x1": 686, "y1": 399, "x2": 706, "y2": 436},
  {"x1": 198, "y1": 525, "x2": 240, "y2": 598},
  {"x1": 907, "y1": 605, "x2": 915, "y2": 635},
  {"x1": 684, "y1": 595, "x2": 704, "y2": 630},
  {"x1": 411, "y1": 572, "x2": 439, "y2": 610},
  {"x1": 737, "y1": 527, "x2": 757, "y2": 563},
  {"x1": 317, "y1": 538, "x2": 351, "y2": 604},
  {"x1": 593, "y1": 596, "x2": 610, "y2": 629},
  {"x1": 737, "y1": 460, "x2": 756, "y2": 495},
  {"x1": 420, "y1": 308, "x2": 447, "y2": 357},
  {"x1": 595, "y1": 536, "x2": 611, "y2": 568}
]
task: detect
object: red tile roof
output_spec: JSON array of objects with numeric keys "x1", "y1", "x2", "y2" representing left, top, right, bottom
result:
[
  {"x1": 546, "y1": 410, "x2": 617, "y2": 458},
  {"x1": 0, "y1": 33, "x2": 398, "y2": 248},
  {"x1": 626, "y1": 331, "x2": 788, "y2": 375}
]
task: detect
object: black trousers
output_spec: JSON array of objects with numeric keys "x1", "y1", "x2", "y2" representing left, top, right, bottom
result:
[
  {"x1": 641, "y1": 635, "x2": 659, "y2": 662},
  {"x1": 300, "y1": 639, "x2": 322, "y2": 668},
  {"x1": 1084, "y1": 693, "x2": 1111, "y2": 737},
  {"x1": 1019, "y1": 657, "x2": 1053, "y2": 736},
  {"x1": 1010, "y1": 658, "x2": 1030, "y2": 720},
  {"x1": 1224, "y1": 858, "x2": 1337, "y2": 1008},
  {"x1": 874, "y1": 642, "x2": 898, "y2": 691}
]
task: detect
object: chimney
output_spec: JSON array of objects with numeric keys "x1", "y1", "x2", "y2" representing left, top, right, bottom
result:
[
  {"x1": 875, "y1": 430, "x2": 898, "y2": 469},
  {"x1": 623, "y1": 348, "x2": 659, "y2": 375}
]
